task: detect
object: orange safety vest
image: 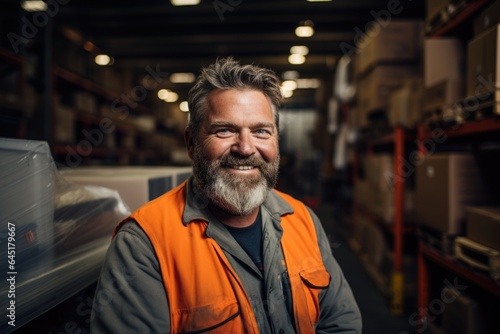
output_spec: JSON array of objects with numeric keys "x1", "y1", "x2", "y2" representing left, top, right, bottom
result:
[{"x1": 117, "y1": 182, "x2": 331, "y2": 334}]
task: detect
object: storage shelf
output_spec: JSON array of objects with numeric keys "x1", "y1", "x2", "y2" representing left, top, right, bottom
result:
[
  {"x1": 366, "y1": 130, "x2": 416, "y2": 147},
  {"x1": 54, "y1": 67, "x2": 152, "y2": 115},
  {"x1": 428, "y1": 0, "x2": 493, "y2": 37},
  {"x1": 352, "y1": 126, "x2": 412, "y2": 314},
  {"x1": 419, "y1": 117, "x2": 500, "y2": 139},
  {"x1": 419, "y1": 242, "x2": 500, "y2": 297}
]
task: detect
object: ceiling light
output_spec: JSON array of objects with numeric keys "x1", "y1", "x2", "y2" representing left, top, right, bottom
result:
[
  {"x1": 158, "y1": 89, "x2": 179, "y2": 102},
  {"x1": 180, "y1": 101, "x2": 189, "y2": 112},
  {"x1": 166, "y1": 92, "x2": 179, "y2": 102},
  {"x1": 288, "y1": 54, "x2": 306, "y2": 65},
  {"x1": 170, "y1": 0, "x2": 200, "y2": 6},
  {"x1": 170, "y1": 73, "x2": 196, "y2": 83},
  {"x1": 281, "y1": 88, "x2": 294, "y2": 98},
  {"x1": 295, "y1": 26, "x2": 314, "y2": 37},
  {"x1": 290, "y1": 45, "x2": 309, "y2": 56},
  {"x1": 158, "y1": 89, "x2": 170, "y2": 100},
  {"x1": 95, "y1": 54, "x2": 112, "y2": 66},
  {"x1": 282, "y1": 80, "x2": 298, "y2": 91},
  {"x1": 295, "y1": 20, "x2": 314, "y2": 37},
  {"x1": 21, "y1": 0, "x2": 47, "y2": 12}
]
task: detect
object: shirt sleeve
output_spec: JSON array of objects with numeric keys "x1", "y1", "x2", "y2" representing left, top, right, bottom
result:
[
  {"x1": 307, "y1": 208, "x2": 363, "y2": 334},
  {"x1": 90, "y1": 220, "x2": 170, "y2": 333}
]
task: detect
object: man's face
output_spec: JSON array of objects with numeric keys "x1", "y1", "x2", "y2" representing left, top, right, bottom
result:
[{"x1": 189, "y1": 89, "x2": 280, "y2": 215}]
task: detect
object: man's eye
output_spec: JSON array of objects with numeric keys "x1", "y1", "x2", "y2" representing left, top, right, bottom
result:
[
  {"x1": 255, "y1": 129, "x2": 271, "y2": 136},
  {"x1": 215, "y1": 129, "x2": 232, "y2": 136}
]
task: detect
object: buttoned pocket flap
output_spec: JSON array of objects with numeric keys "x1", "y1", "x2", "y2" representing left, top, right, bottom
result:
[{"x1": 299, "y1": 267, "x2": 331, "y2": 289}]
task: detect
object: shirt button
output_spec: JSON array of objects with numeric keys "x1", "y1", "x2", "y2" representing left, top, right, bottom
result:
[{"x1": 279, "y1": 329, "x2": 284, "y2": 334}]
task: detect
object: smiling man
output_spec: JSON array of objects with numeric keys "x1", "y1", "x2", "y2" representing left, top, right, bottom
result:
[{"x1": 91, "y1": 57, "x2": 362, "y2": 333}]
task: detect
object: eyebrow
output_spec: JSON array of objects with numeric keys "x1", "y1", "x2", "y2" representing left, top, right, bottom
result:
[{"x1": 209, "y1": 121, "x2": 276, "y2": 130}]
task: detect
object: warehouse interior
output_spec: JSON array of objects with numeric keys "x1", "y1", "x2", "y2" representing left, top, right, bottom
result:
[{"x1": 1, "y1": 0, "x2": 500, "y2": 333}]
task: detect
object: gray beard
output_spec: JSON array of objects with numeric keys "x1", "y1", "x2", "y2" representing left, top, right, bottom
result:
[
  {"x1": 210, "y1": 175, "x2": 269, "y2": 215},
  {"x1": 192, "y1": 145, "x2": 279, "y2": 216}
]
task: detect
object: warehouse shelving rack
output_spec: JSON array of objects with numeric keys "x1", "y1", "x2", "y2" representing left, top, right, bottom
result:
[
  {"x1": 416, "y1": 119, "x2": 500, "y2": 330},
  {"x1": 352, "y1": 125, "x2": 418, "y2": 315},
  {"x1": 417, "y1": 0, "x2": 499, "y2": 330}
]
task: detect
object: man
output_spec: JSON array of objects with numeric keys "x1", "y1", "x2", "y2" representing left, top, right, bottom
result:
[{"x1": 90, "y1": 58, "x2": 362, "y2": 333}]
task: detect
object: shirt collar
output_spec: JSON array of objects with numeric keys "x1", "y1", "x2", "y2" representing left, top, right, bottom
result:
[{"x1": 182, "y1": 177, "x2": 294, "y2": 226}]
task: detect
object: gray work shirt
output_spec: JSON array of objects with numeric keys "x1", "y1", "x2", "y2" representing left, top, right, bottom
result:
[{"x1": 91, "y1": 178, "x2": 362, "y2": 333}]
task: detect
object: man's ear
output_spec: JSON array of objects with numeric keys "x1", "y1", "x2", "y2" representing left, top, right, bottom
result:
[{"x1": 184, "y1": 127, "x2": 194, "y2": 160}]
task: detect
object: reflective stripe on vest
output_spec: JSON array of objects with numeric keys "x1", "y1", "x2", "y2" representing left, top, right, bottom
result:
[{"x1": 118, "y1": 182, "x2": 330, "y2": 333}]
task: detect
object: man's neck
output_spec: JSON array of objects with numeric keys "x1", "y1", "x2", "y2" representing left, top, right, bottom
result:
[{"x1": 208, "y1": 203, "x2": 260, "y2": 228}]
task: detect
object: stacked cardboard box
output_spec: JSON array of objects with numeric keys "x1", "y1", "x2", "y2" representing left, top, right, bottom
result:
[
  {"x1": 423, "y1": 38, "x2": 464, "y2": 125},
  {"x1": 388, "y1": 77, "x2": 424, "y2": 128},
  {"x1": 354, "y1": 20, "x2": 423, "y2": 130},
  {"x1": 355, "y1": 20, "x2": 422, "y2": 75},
  {"x1": 415, "y1": 154, "x2": 493, "y2": 236},
  {"x1": 467, "y1": 23, "x2": 500, "y2": 115}
]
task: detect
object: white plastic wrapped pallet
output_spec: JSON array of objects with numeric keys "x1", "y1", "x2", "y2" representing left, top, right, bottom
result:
[{"x1": 0, "y1": 138, "x2": 130, "y2": 333}]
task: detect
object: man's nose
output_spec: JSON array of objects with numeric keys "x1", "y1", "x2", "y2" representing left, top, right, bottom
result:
[{"x1": 231, "y1": 130, "x2": 256, "y2": 156}]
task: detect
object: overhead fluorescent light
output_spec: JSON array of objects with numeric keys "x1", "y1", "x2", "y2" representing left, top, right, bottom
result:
[
  {"x1": 158, "y1": 89, "x2": 170, "y2": 100},
  {"x1": 95, "y1": 54, "x2": 112, "y2": 66},
  {"x1": 295, "y1": 20, "x2": 314, "y2": 37},
  {"x1": 288, "y1": 54, "x2": 306, "y2": 65},
  {"x1": 158, "y1": 89, "x2": 179, "y2": 102},
  {"x1": 170, "y1": 0, "x2": 200, "y2": 6},
  {"x1": 170, "y1": 73, "x2": 196, "y2": 83},
  {"x1": 179, "y1": 101, "x2": 189, "y2": 112},
  {"x1": 282, "y1": 80, "x2": 298, "y2": 91},
  {"x1": 290, "y1": 45, "x2": 309, "y2": 56},
  {"x1": 21, "y1": 0, "x2": 47, "y2": 12},
  {"x1": 281, "y1": 88, "x2": 294, "y2": 98},
  {"x1": 295, "y1": 26, "x2": 314, "y2": 37}
]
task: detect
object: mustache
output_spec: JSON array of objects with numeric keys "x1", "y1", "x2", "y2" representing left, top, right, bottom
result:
[{"x1": 219, "y1": 155, "x2": 265, "y2": 168}]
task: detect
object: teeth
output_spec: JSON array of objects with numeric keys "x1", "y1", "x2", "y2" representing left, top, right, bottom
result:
[{"x1": 235, "y1": 166, "x2": 253, "y2": 170}]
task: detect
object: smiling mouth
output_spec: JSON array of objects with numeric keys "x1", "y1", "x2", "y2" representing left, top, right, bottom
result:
[{"x1": 232, "y1": 166, "x2": 255, "y2": 170}]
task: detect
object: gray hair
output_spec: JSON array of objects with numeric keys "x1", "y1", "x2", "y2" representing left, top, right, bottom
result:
[{"x1": 187, "y1": 57, "x2": 283, "y2": 138}]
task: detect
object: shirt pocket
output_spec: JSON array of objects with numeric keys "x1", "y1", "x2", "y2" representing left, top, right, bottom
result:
[
  {"x1": 297, "y1": 266, "x2": 331, "y2": 324},
  {"x1": 299, "y1": 266, "x2": 331, "y2": 289},
  {"x1": 174, "y1": 298, "x2": 241, "y2": 333}
]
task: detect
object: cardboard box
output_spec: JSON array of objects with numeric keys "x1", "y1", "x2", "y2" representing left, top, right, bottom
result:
[
  {"x1": 424, "y1": 38, "x2": 464, "y2": 87},
  {"x1": 474, "y1": 0, "x2": 500, "y2": 35},
  {"x1": 441, "y1": 287, "x2": 484, "y2": 334},
  {"x1": 388, "y1": 77, "x2": 424, "y2": 128},
  {"x1": 466, "y1": 24, "x2": 500, "y2": 114},
  {"x1": 359, "y1": 65, "x2": 418, "y2": 113},
  {"x1": 415, "y1": 154, "x2": 492, "y2": 235},
  {"x1": 364, "y1": 154, "x2": 393, "y2": 192},
  {"x1": 466, "y1": 206, "x2": 500, "y2": 251},
  {"x1": 357, "y1": 20, "x2": 422, "y2": 74},
  {"x1": 423, "y1": 79, "x2": 463, "y2": 113}
]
